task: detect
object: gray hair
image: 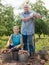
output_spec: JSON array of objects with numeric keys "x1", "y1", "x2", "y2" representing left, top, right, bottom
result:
[{"x1": 24, "y1": 4, "x2": 29, "y2": 8}]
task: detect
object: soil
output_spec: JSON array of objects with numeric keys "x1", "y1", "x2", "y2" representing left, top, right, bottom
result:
[{"x1": 0, "y1": 50, "x2": 49, "y2": 65}]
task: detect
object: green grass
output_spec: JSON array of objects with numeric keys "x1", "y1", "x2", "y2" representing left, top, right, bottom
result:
[
  {"x1": 35, "y1": 34, "x2": 49, "y2": 51},
  {"x1": 0, "y1": 35, "x2": 8, "y2": 48},
  {"x1": 0, "y1": 35, "x2": 49, "y2": 65},
  {"x1": 35, "y1": 38, "x2": 49, "y2": 51},
  {"x1": 0, "y1": 35, "x2": 49, "y2": 52}
]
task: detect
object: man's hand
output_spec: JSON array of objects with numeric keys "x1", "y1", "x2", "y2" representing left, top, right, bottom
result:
[{"x1": 33, "y1": 13, "x2": 41, "y2": 19}]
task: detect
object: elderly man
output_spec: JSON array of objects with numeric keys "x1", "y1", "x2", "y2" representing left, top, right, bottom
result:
[{"x1": 21, "y1": 4, "x2": 41, "y2": 56}]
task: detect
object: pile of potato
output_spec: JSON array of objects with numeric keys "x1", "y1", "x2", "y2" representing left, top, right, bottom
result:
[
  {"x1": 36, "y1": 50, "x2": 49, "y2": 65},
  {"x1": 1, "y1": 49, "x2": 10, "y2": 54},
  {"x1": 18, "y1": 50, "x2": 30, "y2": 56}
]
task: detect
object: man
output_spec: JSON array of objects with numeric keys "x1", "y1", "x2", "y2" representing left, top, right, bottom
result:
[{"x1": 21, "y1": 4, "x2": 41, "y2": 56}]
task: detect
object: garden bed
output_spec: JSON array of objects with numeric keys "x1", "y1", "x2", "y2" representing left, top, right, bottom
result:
[{"x1": 0, "y1": 50, "x2": 49, "y2": 65}]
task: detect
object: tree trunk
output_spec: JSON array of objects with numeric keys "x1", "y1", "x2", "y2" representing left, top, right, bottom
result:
[{"x1": 38, "y1": 34, "x2": 40, "y2": 38}]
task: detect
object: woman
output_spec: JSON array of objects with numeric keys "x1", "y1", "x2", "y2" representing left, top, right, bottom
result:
[{"x1": 6, "y1": 26, "x2": 23, "y2": 52}]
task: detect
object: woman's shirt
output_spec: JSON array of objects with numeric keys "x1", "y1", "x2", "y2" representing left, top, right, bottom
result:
[{"x1": 11, "y1": 33, "x2": 22, "y2": 47}]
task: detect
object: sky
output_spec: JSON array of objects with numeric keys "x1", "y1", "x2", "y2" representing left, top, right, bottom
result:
[{"x1": 1, "y1": 0, "x2": 49, "y2": 15}]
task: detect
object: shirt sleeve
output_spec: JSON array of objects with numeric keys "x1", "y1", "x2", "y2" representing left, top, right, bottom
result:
[{"x1": 29, "y1": 12, "x2": 34, "y2": 17}]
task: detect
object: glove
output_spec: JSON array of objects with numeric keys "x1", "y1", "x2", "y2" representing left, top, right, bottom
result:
[{"x1": 11, "y1": 48, "x2": 17, "y2": 52}]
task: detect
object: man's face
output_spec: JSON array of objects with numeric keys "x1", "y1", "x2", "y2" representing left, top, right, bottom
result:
[{"x1": 24, "y1": 6, "x2": 29, "y2": 12}]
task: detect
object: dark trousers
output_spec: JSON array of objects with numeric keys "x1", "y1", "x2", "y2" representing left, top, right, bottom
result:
[{"x1": 22, "y1": 35, "x2": 34, "y2": 56}]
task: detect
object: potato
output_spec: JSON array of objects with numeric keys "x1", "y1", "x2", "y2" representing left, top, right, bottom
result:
[
  {"x1": 0, "y1": 60, "x2": 2, "y2": 65},
  {"x1": 1, "y1": 49, "x2": 9, "y2": 53},
  {"x1": 40, "y1": 60, "x2": 45, "y2": 64}
]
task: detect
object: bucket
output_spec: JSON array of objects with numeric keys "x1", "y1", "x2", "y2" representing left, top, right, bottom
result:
[
  {"x1": 12, "y1": 51, "x2": 18, "y2": 61},
  {"x1": 18, "y1": 50, "x2": 30, "y2": 62},
  {"x1": 2, "y1": 52, "x2": 12, "y2": 62}
]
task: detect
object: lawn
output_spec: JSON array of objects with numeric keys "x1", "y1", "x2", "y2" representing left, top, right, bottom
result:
[
  {"x1": 0, "y1": 34, "x2": 49, "y2": 52},
  {"x1": 0, "y1": 35, "x2": 49, "y2": 65},
  {"x1": 35, "y1": 34, "x2": 49, "y2": 51}
]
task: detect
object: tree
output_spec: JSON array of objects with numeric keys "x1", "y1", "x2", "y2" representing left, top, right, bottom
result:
[
  {"x1": 29, "y1": 0, "x2": 49, "y2": 38},
  {"x1": 35, "y1": 19, "x2": 48, "y2": 38},
  {"x1": 14, "y1": 14, "x2": 21, "y2": 33},
  {"x1": 0, "y1": 2, "x2": 15, "y2": 36},
  {"x1": 0, "y1": 2, "x2": 7, "y2": 36},
  {"x1": 4, "y1": 6, "x2": 14, "y2": 35}
]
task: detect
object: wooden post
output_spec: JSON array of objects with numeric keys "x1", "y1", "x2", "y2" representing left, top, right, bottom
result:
[{"x1": 33, "y1": 19, "x2": 35, "y2": 55}]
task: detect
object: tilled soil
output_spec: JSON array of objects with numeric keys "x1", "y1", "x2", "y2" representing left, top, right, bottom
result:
[
  {"x1": 0, "y1": 49, "x2": 49, "y2": 65},
  {"x1": 0, "y1": 54, "x2": 44, "y2": 65}
]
